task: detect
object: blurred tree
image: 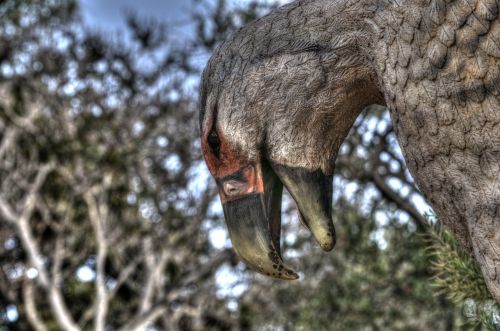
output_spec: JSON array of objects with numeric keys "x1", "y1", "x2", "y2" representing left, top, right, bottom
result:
[
  {"x1": 0, "y1": 0, "x2": 496, "y2": 331},
  {"x1": 0, "y1": 0, "x2": 238, "y2": 329}
]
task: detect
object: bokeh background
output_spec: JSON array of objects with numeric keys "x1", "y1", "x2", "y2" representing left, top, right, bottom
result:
[{"x1": 0, "y1": 0, "x2": 496, "y2": 330}]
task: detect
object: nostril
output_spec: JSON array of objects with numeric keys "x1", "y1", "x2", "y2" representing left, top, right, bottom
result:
[
  {"x1": 224, "y1": 182, "x2": 238, "y2": 194},
  {"x1": 223, "y1": 180, "x2": 246, "y2": 196}
]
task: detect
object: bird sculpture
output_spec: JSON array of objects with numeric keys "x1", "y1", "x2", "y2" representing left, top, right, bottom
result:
[{"x1": 199, "y1": 0, "x2": 500, "y2": 302}]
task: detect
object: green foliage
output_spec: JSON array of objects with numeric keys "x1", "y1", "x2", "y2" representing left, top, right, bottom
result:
[
  {"x1": 424, "y1": 220, "x2": 489, "y2": 303},
  {"x1": 423, "y1": 216, "x2": 500, "y2": 330}
]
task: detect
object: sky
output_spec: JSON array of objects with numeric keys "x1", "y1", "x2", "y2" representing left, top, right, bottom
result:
[
  {"x1": 78, "y1": 0, "x2": 291, "y2": 41},
  {"x1": 79, "y1": 0, "x2": 193, "y2": 32},
  {"x1": 78, "y1": 0, "x2": 202, "y2": 53},
  {"x1": 77, "y1": 0, "x2": 268, "y2": 73}
]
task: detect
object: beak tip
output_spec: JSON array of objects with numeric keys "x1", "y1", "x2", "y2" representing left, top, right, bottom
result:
[
  {"x1": 262, "y1": 261, "x2": 299, "y2": 280},
  {"x1": 267, "y1": 269, "x2": 299, "y2": 280},
  {"x1": 320, "y1": 239, "x2": 336, "y2": 252},
  {"x1": 311, "y1": 226, "x2": 336, "y2": 251},
  {"x1": 286, "y1": 269, "x2": 300, "y2": 280}
]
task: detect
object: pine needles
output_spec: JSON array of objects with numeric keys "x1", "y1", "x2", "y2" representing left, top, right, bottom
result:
[
  {"x1": 424, "y1": 221, "x2": 489, "y2": 303},
  {"x1": 423, "y1": 214, "x2": 500, "y2": 330}
]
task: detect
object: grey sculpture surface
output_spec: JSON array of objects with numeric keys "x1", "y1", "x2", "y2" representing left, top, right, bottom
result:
[{"x1": 199, "y1": 0, "x2": 500, "y2": 301}]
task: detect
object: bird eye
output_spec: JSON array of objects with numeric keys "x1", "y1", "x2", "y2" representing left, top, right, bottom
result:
[{"x1": 207, "y1": 126, "x2": 221, "y2": 158}]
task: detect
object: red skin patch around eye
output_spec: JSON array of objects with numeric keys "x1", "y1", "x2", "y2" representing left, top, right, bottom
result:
[
  {"x1": 201, "y1": 121, "x2": 263, "y2": 203},
  {"x1": 201, "y1": 127, "x2": 244, "y2": 179}
]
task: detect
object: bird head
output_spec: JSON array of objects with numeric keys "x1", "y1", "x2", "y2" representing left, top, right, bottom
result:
[{"x1": 199, "y1": 8, "x2": 382, "y2": 279}]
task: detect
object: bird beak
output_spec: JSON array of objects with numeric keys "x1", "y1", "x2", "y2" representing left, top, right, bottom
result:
[
  {"x1": 272, "y1": 164, "x2": 336, "y2": 252},
  {"x1": 218, "y1": 162, "x2": 335, "y2": 280},
  {"x1": 219, "y1": 163, "x2": 299, "y2": 280}
]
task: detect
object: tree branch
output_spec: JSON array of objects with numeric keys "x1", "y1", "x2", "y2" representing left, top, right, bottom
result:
[
  {"x1": 118, "y1": 249, "x2": 232, "y2": 331},
  {"x1": 84, "y1": 190, "x2": 109, "y2": 331},
  {"x1": 370, "y1": 172, "x2": 428, "y2": 231},
  {"x1": 22, "y1": 281, "x2": 49, "y2": 331},
  {"x1": 0, "y1": 127, "x2": 17, "y2": 160},
  {"x1": 0, "y1": 163, "x2": 80, "y2": 331}
]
